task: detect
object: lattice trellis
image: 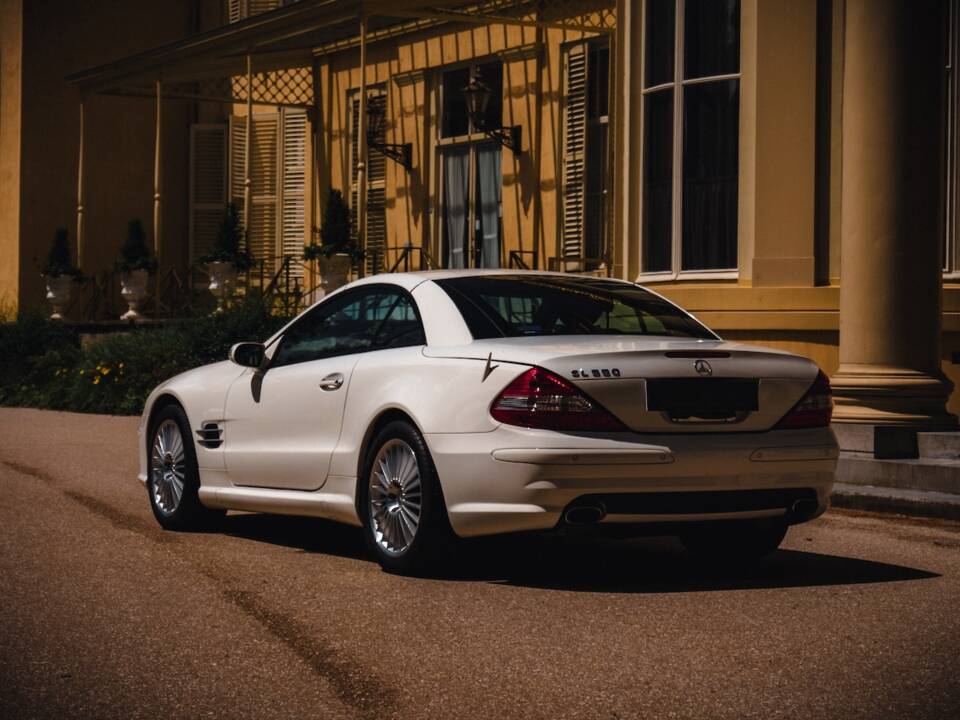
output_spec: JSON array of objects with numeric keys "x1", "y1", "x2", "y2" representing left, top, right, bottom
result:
[
  {"x1": 163, "y1": 67, "x2": 313, "y2": 108},
  {"x1": 423, "y1": 0, "x2": 616, "y2": 33}
]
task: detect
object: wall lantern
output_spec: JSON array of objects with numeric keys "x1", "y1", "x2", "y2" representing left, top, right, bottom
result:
[
  {"x1": 366, "y1": 98, "x2": 412, "y2": 170},
  {"x1": 463, "y1": 76, "x2": 522, "y2": 155}
]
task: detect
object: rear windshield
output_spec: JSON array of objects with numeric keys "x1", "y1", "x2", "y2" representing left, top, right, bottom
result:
[{"x1": 435, "y1": 275, "x2": 717, "y2": 340}]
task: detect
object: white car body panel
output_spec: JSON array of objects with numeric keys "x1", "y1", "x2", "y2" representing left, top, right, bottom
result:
[{"x1": 138, "y1": 270, "x2": 838, "y2": 538}]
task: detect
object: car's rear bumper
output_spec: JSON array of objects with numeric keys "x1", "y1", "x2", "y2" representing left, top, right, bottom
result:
[{"x1": 425, "y1": 425, "x2": 838, "y2": 538}]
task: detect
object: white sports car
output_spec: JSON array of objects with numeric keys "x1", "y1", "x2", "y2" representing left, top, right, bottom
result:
[{"x1": 139, "y1": 270, "x2": 838, "y2": 573}]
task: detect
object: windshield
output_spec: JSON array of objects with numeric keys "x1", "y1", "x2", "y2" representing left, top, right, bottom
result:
[{"x1": 435, "y1": 275, "x2": 717, "y2": 340}]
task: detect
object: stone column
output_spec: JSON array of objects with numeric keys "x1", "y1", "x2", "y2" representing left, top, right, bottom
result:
[{"x1": 832, "y1": 0, "x2": 956, "y2": 437}]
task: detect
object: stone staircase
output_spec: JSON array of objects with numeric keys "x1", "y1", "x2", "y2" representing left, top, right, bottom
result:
[{"x1": 832, "y1": 431, "x2": 960, "y2": 520}]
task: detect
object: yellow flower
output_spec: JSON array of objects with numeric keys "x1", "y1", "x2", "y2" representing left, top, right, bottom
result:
[
  {"x1": 92, "y1": 376, "x2": 100, "y2": 385},
  {"x1": 79, "y1": 369, "x2": 85, "y2": 376},
  {"x1": 100, "y1": 367, "x2": 111, "y2": 375}
]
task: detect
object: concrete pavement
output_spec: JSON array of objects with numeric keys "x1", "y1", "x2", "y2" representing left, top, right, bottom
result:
[{"x1": 1, "y1": 407, "x2": 959, "y2": 719}]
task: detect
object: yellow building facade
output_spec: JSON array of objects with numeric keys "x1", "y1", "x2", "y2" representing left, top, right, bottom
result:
[{"x1": 1, "y1": 0, "x2": 957, "y2": 443}]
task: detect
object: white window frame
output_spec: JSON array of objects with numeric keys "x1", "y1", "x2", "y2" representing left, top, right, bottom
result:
[{"x1": 638, "y1": 0, "x2": 741, "y2": 283}]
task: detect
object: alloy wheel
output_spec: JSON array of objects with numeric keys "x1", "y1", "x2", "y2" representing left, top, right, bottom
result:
[{"x1": 368, "y1": 438, "x2": 423, "y2": 556}]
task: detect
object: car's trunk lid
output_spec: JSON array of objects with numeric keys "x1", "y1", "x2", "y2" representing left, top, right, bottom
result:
[{"x1": 424, "y1": 337, "x2": 818, "y2": 432}]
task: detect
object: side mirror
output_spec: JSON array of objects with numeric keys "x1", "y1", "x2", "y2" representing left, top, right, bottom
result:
[{"x1": 229, "y1": 342, "x2": 265, "y2": 368}]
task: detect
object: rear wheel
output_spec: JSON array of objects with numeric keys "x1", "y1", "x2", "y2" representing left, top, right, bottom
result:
[
  {"x1": 680, "y1": 518, "x2": 788, "y2": 564},
  {"x1": 361, "y1": 420, "x2": 454, "y2": 574},
  {"x1": 147, "y1": 404, "x2": 225, "y2": 531}
]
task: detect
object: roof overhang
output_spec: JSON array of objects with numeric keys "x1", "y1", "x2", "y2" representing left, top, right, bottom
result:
[
  {"x1": 66, "y1": 0, "x2": 615, "y2": 98},
  {"x1": 65, "y1": 0, "x2": 471, "y2": 94}
]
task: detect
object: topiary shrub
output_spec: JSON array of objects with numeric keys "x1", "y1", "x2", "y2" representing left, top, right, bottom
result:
[
  {"x1": 40, "y1": 229, "x2": 82, "y2": 279},
  {"x1": 115, "y1": 219, "x2": 158, "y2": 274}
]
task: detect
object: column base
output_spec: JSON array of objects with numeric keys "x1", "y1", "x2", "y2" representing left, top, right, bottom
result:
[{"x1": 831, "y1": 364, "x2": 957, "y2": 428}]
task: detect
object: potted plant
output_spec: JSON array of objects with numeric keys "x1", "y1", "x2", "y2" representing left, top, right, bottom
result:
[
  {"x1": 40, "y1": 228, "x2": 82, "y2": 320},
  {"x1": 304, "y1": 189, "x2": 363, "y2": 292},
  {"x1": 201, "y1": 203, "x2": 253, "y2": 313},
  {"x1": 115, "y1": 219, "x2": 158, "y2": 321}
]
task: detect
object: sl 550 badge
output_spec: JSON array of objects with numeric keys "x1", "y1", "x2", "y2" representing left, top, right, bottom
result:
[{"x1": 571, "y1": 368, "x2": 621, "y2": 378}]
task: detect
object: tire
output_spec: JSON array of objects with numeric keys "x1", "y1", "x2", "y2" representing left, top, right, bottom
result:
[
  {"x1": 680, "y1": 518, "x2": 788, "y2": 564},
  {"x1": 360, "y1": 420, "x2": 455, "y2": 574},
  {"x1": 146, "y1": 404, "x2": 225, "y2": 531}
]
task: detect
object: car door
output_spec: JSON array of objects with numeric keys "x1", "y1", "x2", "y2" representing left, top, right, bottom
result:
[{"x1": 223, "y1": 286, "x2": 420, "y2": 491}]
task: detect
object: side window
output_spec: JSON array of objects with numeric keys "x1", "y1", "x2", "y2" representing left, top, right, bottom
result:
[{"x1": 272, "y1": 288, "x2": 425, "y2": 367}]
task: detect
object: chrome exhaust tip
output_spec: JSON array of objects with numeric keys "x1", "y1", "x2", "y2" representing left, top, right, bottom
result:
[
  {"x1": 564, "y1": 503, "x2": 607, "y2": 526},
  {"x1": 788, "y1": 498, "x2": 819, "y2": 523}
]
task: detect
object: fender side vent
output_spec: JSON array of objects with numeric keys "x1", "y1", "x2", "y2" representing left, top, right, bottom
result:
[{"x1": 196, "y1": 422, "x2": 223, "y2": 449}]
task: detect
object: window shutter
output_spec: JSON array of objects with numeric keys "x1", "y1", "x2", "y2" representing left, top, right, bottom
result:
[
  {"x1": 350, "y1": 94, "x2": 361, "y2": 244},
  {"x1": 249, "y1": 113, "x2": 280, "y2": 276},
  {"x1": 249, "y1": 0, "x2": 282, "y2": 15},
  {"x1": 561, "y1": 43, "x2": 588, "y2": 261},
  {"x1": 189, "y1": 124, "x2": 227, "y2": 264},
  {"x1": 228, "y1": 0, "x2": 243, "y2": 24},
  {"x1": 349, "y1": 89, "x2": 389, "y2": 274},
  {"x1": 280, "y1": 109, "x2": 307, "y2": 279},
  {"x1": 229, "y1": 0, "x2": 281, "y2": 22},
  {"x1": 229, "y1": 114, "x2": 246, "y2": 215}
]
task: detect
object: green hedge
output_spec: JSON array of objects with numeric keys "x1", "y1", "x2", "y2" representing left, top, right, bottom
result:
[{"x1": 0, "y1": 298, "x2": 289, "y2": 416}]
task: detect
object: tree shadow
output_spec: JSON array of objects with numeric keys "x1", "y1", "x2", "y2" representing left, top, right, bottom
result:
[{"x1": 220, "y1": 513, "x2": 940, "y2": 594}]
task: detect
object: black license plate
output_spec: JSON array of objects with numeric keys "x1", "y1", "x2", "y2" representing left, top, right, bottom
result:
[{"x1": 646, "y1": 379, "x2": 759, "y2": 414}]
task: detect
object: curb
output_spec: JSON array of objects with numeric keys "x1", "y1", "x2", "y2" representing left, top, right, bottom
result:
[{"x1": 831, "y1": 482, "x2": 960, "y2": 522}]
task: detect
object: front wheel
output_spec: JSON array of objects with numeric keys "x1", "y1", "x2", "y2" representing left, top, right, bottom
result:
[
  {"x1": 360, "y1": 421, "x2": 454, "y2": 574},
  {"x1": 147, "y1": 404, "x2": 225, "y2": 531},
  {"x1": 680, "y1": 518, "x2": 788, "y2": 564}
]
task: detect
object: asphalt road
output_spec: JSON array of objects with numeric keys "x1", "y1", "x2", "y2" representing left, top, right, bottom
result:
[{"x1": 2, "y1": 407, "x2": 960, "y2": 720}]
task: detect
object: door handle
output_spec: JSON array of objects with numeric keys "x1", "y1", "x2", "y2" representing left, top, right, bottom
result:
[{"x1": 319, "y1": 372, "x2": 344, "y2": 391}]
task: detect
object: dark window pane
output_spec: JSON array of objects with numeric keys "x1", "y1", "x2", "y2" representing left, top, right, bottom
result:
[
  {"x1": 442, "y1": 67, "x2": 470, "y2": 137},
  {"x1": 684, "y1": 0, "x2": 740, "y2": 79},
  {"x1": 587, "y1": 45, "x2": 609, "y2": 118},
  {"x1": 476, "y1": 62, "x2": 503, "y2": 132},
  {"x1": 682, "y1": 80, "x2": 739, "y2": 270},
  {"x1": 643, "y1": 90, "x2": 674, "y2": 273},
  {"x1": 584, "y1": 122, "x2": 608, "y2": 263},
  {"x1": 645, "y1": 0, "x2": 676, "y2": 87}
]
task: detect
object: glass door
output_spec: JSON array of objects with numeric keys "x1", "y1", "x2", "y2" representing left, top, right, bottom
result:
[{"x1": 442, "y1": 141, "x2": 502, "y2": 268}]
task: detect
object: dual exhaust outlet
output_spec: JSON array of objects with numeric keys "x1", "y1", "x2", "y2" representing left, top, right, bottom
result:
[{"x1": 562, "y1": 497, "x2": 819, "y2": 526}]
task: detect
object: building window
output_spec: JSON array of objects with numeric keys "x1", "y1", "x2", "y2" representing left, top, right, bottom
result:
[
  {"x1": 438, "y1": 62, "x2": 504, "y2": 269},
  {"x1": 226, "y1": 107, "x2": 307, "y2": 278},
  {"x1": 642, "y1": 0, "x2": 741, "y2": 276},
  {"x1": 349, "y1": 87, "x2": 388, "y2": 274},
  {"x1": 561, "y1": 40, "x2": 611, "y2": 270},
  {"x1": 946, "y1": 0, "x2": 959, "y2": 274}
]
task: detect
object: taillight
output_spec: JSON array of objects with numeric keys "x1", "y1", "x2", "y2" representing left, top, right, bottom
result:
[
  {"x1": 775, "y1": 370, "x2": 833, "y2": 429},
  {"x1": 490, "y1": 367, "x2": 626, "y2": 432}
]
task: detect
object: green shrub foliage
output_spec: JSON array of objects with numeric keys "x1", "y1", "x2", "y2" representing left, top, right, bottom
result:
[{"x1": 0, "y1": 297, "x2": 288, "y2": 415}]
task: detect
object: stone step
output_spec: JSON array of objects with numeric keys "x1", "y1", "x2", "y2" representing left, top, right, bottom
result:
[
  {"x1": 831, "y1": 482, "x2": 960, "y2": 522},
  {"x1": 836, "y1": 452, "x2": 960, "y2": 495},
  {"x1": 918, "y1": 432, "x2": 960, "y2": 460}
]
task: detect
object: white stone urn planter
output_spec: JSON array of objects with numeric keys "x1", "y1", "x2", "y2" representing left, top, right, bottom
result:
[
  {"x1": 119, "y1": 269, "x2": 151, "y2": 321},
  {"x1": 44, "y1": 275, "x2": 75, "y2": 321},
  {"x1": 318, "y1": 254, "x2": 353, "y2": 292},
  {"x1": 207, "y1": 261, "x2": 238, "y2": 314}
]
